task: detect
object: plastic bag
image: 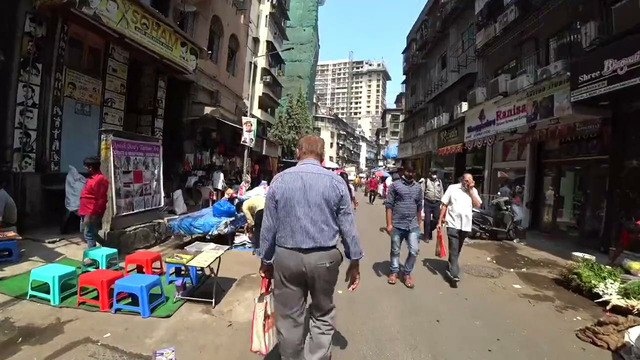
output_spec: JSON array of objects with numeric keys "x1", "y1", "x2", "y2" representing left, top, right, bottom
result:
[
  {"x1": 434, "y1": 228, "x2": 447, "y2": 258},
  {"x1": 624, "y1": 259, "x2": 640, "y2": 276},
  {"x1": 213, "y1": 199, "x2": 236, "y2": 218},
  {"x1": 172, "y1": 190, "x2": 188, "y2": 215},
  {"x1": 65, "y1": 165, "x2": 86, "y2": 212},
  {"x1": 251, "y1": 278, "x2": 277, "y2": 355}
]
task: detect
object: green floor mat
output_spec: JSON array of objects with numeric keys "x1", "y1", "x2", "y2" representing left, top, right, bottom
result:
[{"x1": 0, "y1": 258, "x2": 185, "y2": 318}]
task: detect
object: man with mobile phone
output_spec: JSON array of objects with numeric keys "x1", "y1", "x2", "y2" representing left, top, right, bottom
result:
[{"x1": 437, "y1": 173, "x2": 482, "y2": 288}]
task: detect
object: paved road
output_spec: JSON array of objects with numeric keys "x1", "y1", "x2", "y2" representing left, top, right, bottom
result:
[
  {"x1": 324, "y1": 193, "x2": 609, "y2": 360},
  {"x1": 0, "y1": 193, "x2": 611, "y2": 359}
]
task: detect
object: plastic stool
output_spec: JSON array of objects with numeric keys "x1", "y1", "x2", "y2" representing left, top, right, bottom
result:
[
  {"x1": 27, "y1": 263, "x2": 77, "y2": 306},
  {"x1": 111, "y1": 274, "x2": 166, "y2": 318},
  {"x1": 165, "y1": 262, "x2": 204, "y2": 285},
  {"x1": 0, "y1": 240, "x2": 19, "y2": 263},
  {"x1": 124, "y1": 251, "x2": 164, "y2": 275},
  {"x1": 82, "y1": 247, "x2": 119, "y2": 271},
  {"x1": 76, "y1": 269, "x2": 124, "y2": 311}
]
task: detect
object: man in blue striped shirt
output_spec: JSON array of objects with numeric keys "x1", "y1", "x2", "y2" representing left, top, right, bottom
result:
[
  {"x1": 259, "y1": 135, "x2": 363, "y2": 360},
  {"x1": 385, "y1": 166, "x2": 423, "y2": 288}
]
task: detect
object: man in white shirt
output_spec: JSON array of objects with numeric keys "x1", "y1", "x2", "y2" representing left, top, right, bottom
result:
[{"x1": 437, "y1": 173, "x2": 482, "y2": 288}]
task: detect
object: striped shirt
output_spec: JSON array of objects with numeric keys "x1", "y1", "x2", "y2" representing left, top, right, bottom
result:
[
  {"x1": 258, "y1": 159, "x2": 364, "y2": 263},
  {"x1": 385, "y1": 178, "x2": 423, "y2": 230}
]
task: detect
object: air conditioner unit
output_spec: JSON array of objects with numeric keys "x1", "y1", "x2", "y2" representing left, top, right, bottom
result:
[
  {"x1": 581, "y1": 21, "x2": 600, "y2": 49},
  {"x1": 262, "y1": 75, "x2": 273, "y2": 83},
  {"x1": 495, "y1": 4, "x2": 519, "y2": 34},
  {"x1": 468, "y1": 87, "x2": 486, "y2": 108},
  {"x1": 434, "y1": 115, "x2": 443, "y2": 128},
  {"x1": 441, "y1": 112, "x2": 450, "y2": 126},
  {"x1": 427, "y1": 118, "x2": 435, "y2": 131},
  {"x1": 507, "y1": 74, "x2": 534, "y2": 94},
  {"x1": 454, "y1": 102, "x2": 469, "y2": 118},
  {"x1": 536, "y1": 60, "x2": 569, "y2": 82},
  {"x1": 612, "y1": 0, "x2": 640, "y2": 35},
  {"x1": 488, "y1": 74, "x2": 511, "y2": 99},
  {"x1": 476, "y1": 24, "x2": 496, "y2": 49}
]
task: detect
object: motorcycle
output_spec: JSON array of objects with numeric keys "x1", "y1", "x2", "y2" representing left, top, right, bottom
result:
[{"x1": 471, "y1": 197, "x2": 522, "y2": 240}]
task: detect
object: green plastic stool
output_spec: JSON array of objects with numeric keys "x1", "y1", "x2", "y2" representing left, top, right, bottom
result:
[
  {"x1": 27, "y1": 263, "x2": 77, "y2": 306},
  {"x1": 82, "y1": 247, "x2": 119, "y2": 271}
]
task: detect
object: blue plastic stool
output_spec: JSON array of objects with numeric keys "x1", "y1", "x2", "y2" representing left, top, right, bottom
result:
[
  {"x1": 165, "y1": 263, "x2": 204, "y2": 285},
  {"x1": 0, "y1": 240, "x2": 19, "y2": 263},
  {"x1": 27, "y1": 263, "x2": 77, "y2": 306},
  {"x1": 112, "y1": 274, "x2": 166, "y2": 318},
  {"x1": 82, "y1": 247, "x2": 119, "y2": 271}
]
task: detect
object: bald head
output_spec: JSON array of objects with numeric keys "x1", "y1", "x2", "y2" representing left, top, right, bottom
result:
[{"x1": 296, "y1": 135, "x2": 325, "y2": 162}]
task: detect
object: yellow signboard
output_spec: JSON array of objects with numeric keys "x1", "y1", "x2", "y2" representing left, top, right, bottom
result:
[{"x1": 76, "y1": 0, "x2": 198, "y2": 72}]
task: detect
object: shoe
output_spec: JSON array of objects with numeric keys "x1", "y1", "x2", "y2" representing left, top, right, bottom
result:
[
  {"x1": 453, "y1": 276, "x2": 461, "y2": 282},
  {"x1": 388, "y1": 273, "x2": 398, "y2": 285},
  {"x1": 450, "y1": 280, "x2": 458, "y2": 288},
  {"x1": 403, "y1": 274, "x2": 415, "y2": 289}
]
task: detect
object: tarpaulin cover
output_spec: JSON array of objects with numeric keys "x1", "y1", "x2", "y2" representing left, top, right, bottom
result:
[
  {"x1": 385, "y1": 144, "x2": 398, "y2": 159},
  {"x1": 169, "y1": 206, "x2": 247, "y2": 236}
]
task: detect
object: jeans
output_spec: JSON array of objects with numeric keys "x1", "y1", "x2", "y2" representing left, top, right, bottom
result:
[
  {"x1": 273, "y1": 246, "x2": 342, "y2": 360},
  {"x1": 252, "y1": 209, "x2": 264, "y2": 250},
  {"x1": 424, "y1": 200, "x2": 441, "y2": 238},
  {"x1": 81, "y1": 216, "x2": 102, "y2": 249},
  {"x1": 368, "y1": 190, "x2": 376, "y2": 204},
  {"x1": 390, "y1": 227, "x2": 420, "y2": 275},
  {"x1": 447, "y1": 227, "x2": 469, "y2": 278}
]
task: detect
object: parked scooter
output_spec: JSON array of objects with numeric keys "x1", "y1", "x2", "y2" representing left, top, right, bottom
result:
[{"x1": 471, "y1": 197, "x2": 522, "y2": 240}]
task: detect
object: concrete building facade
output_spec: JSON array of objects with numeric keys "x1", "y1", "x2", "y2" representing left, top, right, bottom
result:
[
  {"x1": 314, "y1": 59, "x2": 390, "y2": 138},
  {"x1": 313, "y1": 114, "x2": 360, "y2": 168}
]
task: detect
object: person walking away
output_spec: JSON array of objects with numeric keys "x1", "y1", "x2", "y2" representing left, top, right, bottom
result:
[
  {"x1": 367, "y1": 176, "x2": 379, "y2": 204},
  {"x1": 242, "y1": 195, "x2": 265, "y2": 251},
  {"x1": 339, "y1": 172, "x2": 358, "y2": 209},
  {"x1": 0, "y1": 174, "x2": 18, "y2": 229},
  {"x1": 437, "y1": 173, "x2": 482, "y2": 288},
  {"x1": 385, "y1": 166, "x2": 423, "y2": 288},
  {"x1": 424, "y1": 169, "x2": 444, "y2": 243},
  {"x1": 258, "y1": 135, "x2": 363, "y2": 360},
  {"x1": 79, "y1": 157, "x2": 109, "y2": 254}
]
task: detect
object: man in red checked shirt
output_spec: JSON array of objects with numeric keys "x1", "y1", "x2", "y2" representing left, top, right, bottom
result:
[{"x1": 79, "y1": 157, "x2": 109, "y2": 253}]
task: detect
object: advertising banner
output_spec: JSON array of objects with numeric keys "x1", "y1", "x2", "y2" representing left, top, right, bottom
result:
[
  {"x1": 464, "y1": 102, "x2": 496, "y2": 141},
  {"x1": 571, "y1": 34, "x2": 640, "y2": 101},
  {"x1": 64, "y1": 69, "x2": 102, "y2": 105},
  {"x1": 241, "y1": 116, "x2": 257, "y2": 147},
  {"x1": 110, "y1": 137, "x2": 163, "y2": 215},
  {"x1": 76, "y1": 0, "x2": 198, "y2": 72}
]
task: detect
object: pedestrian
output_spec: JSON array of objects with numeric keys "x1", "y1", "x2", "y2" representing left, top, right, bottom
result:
[
  {"x1": 499, "y1": 182, "x2": 512, "y2": 198},
  {"x1": 339, "y1": 172, "x2": 358, "y2": 209},
  {"x1": 258, "y1": 135, "x2": 363, "y2": 360},
  {"x1": 0, "y1": 173, "x2": 17, "y2": 229},
  {"x1": 242, "y1": 195, "x2": 265, "y2": 251},
  {"x1": 385, "y1": 166, "x2": 423, "y2": 288},
  {"x1": 437, "y1": 173, "x2": 482, "y2": 288},
  {"x1": 424, "y1": 169, "x2": 444, "y2": 243},
  {"x1": 367, "y1": 175, "x2": 379, "y2": 204},
  {"x1": 79, "y1": 157, "x2": 109, "y2": 255}
]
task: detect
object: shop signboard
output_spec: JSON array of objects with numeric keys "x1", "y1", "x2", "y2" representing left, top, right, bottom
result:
[
  {"x1": 438, "y1": 123, "x2": 465, "y2": 148},
  {"x1": 464, "y1": 102, "x2": 496, "y2": 141},
  {"x1": 75, "y1": 0, "x2": 199, "y2": 72},
  {"x1": 397, "y1": 142, "x2": 413, "y2": 159},
  {"x1": 241, "y1": 116, "x2": 257, "y2": 147},
  {"x1": 65, "y1": 69, "x2": 102, "y2": 106},
  {"x1": 110, "y1": 137, "x2": 163, "y2": 215},
  {"x1": 571, "y1": 33, "x2": 640, "y2": 102}
]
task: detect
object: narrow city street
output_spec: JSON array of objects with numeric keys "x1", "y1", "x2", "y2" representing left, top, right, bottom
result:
[{"x1": 0, "y1": 193, "x2": 610, "y2": 359}]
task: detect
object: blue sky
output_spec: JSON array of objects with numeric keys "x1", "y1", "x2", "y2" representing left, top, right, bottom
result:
[{"x1": 318, "y1": 0, "x2": 426, "y2": 106}]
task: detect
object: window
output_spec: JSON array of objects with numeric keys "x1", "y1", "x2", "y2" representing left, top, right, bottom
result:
[
  {"x1": 439, "y1": 51, "x2": 447, "y2": 71},
  {"x1": 65, "y1": 25, "x2": 105, "y2": 79},
  {"x1": 226, "y1": 34, "x2": 239, "y2": 76},
  {"x1": 461, "y1": 24, "x2": 476, "y2": 51},
  {"x1": 207, "y1": 16, "x2": 224, "y2": 64},
  {"x1": 174, "y1": 8, "x2": 196, "y2": 37},
  {"x1": 151, "y1": 0, "x2": 171, "y2": 16}
]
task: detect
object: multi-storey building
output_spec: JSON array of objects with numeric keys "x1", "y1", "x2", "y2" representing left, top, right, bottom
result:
[
  {"x1": 314, "y1": 59, "x2": 390, "y2": 138},
  {"x1": 400, "y1": 0, "x2": 477, "y2": 180},
  {"x1": 377, "y1": 93, "x2": 405, "y2": 167},
  {"x1": 313, "y1": 114, "x2": 360, "y2": 168}
]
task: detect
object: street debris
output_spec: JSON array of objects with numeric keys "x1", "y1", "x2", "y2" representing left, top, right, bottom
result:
[
  {"x1": 103, "y1": 333, "x2": 111, "y2": 338},
  {"x1": 337, "y1": 290, "x2": 343, "y2": 294},
  {"x1": 512, "y1": 284, "x2": 522, "y2": 289}
]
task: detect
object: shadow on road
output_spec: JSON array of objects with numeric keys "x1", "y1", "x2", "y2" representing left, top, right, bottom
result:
[
  {"x1": 372, "y1": 261, "x2": 390, "y2": 277},
  {"x1": 262, "y1": 330, "x2": 348, "y2": 360},
  {"x1": 422, "y1": 258, "x2": 450, "y2": 284}
]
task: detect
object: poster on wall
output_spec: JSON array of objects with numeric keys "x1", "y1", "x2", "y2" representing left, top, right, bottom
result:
[
  {"x1": 153, "y1": 74, "x2": 167, "y2": 140},
  {"x1": 13, "y1": 12, "x2": 45, "y2": 172},
  {"x1": 241, "y1": 117, "x2": 257, "y2": 147},
  {"x1": 48, "y1": 23, "x2": 67, "y2": 172},
  {"x1": 64, "y1": 69, "x2": 102, "y2": 105},
  {"x1": 75, "y1": 0, "x2": 198, "y2": 72},
  {"x1": 102, "y1": 44, "x2": 128, "y2": 131},
  {"x1": 111, "y1": 137, "x2": 163, "y2": 215}
]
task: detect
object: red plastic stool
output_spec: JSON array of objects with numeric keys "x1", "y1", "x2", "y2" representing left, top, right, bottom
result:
[
  {"x1": 124, "y1": 251, "x2": 164, "y2": 275},
  {"x1": 76, "y1": 269, "x2": 124, "y2": 311}
]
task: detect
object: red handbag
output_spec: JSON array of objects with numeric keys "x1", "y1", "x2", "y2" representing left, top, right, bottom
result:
[{"x1": 435, "y1": 229, "x2": 447, "y2": 258}]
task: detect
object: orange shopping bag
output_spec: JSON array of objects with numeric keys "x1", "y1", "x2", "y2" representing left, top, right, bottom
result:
[
  {"x1": 250, "y1": 277, "x2": 277, "y2": 355},
  {"x1": 434, "y1": 228, "x2": 447, "y2": 258}
]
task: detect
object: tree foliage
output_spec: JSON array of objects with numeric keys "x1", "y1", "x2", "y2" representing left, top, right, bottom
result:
[{"x1": 269, "y1": 88, "x2": 313, "y2": 159}]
